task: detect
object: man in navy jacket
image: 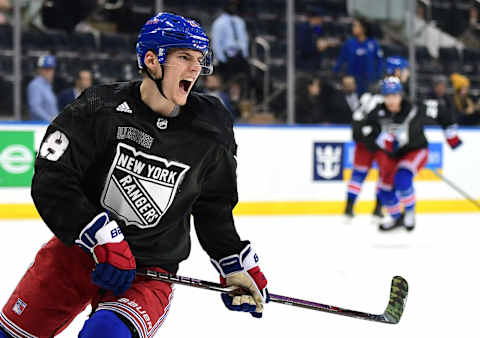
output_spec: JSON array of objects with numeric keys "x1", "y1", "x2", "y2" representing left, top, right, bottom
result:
[{"x1": 58, "y1": 69, "x2": 92, "y2": 110}]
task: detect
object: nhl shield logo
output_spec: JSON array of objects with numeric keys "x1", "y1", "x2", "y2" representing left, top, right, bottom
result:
[
  {"x1": 101, "y1": 143, "x2": 190, "y2": 228},
  {"x1": 313, "y1": 142, "x2": 344, "y2": 181},
  {"x1": 156, "y1": 117, "x2": 168, "y2": 130}
]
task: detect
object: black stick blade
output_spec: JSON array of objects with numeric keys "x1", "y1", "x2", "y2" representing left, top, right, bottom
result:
[{"x1": 383, "y1": 276, "x2": 408, "y2": 324}]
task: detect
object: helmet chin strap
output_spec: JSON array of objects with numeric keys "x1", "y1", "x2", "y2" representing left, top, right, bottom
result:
[
  {"x1": 145, "y1": 64, "x2": 167, "y2": 100},
  {"x1": 145, "y1": 64, "x2": 180, "y2": 117}
]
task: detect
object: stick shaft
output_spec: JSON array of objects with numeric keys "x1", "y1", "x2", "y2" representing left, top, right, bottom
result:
[
  {"x1": 268, "y1": 293, "x2": 386, "y2": 322},
  {"x1": 137, "y1": 270, "x2": 397, "y2": 324},
  {"x1": 430, "y1": 168, "x2": 480, "y2": 209}
]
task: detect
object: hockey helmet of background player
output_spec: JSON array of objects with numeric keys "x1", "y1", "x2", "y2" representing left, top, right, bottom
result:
[
  {"x1": 136, "y1": 12, "x2": 213, "y2": 76},
  {"x1": 385, "y1": 56, "x2": 408, "y2": 75},
  {"x1": 37, "y1": 55, "x2": 56, "y2": 69},
  {"x1": 381, "y1": 76, "x2": 403, "y2": 95}
]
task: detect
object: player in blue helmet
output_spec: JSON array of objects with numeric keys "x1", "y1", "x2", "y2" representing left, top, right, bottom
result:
[
  {"x1": 356, "y1": 76, "x2": 462, "y2": 231},
  {"x1": 343, "y1": 61, "x2": 408, "y2": 222},
  {"x1": 0, "y1": 12, "x2": 269, "y2": 338},
  {"x1": 136, "y1": 12, "x2": 213, "y2": 107},
  {"x1": 385, "y1": 56, "x2": 409, "y2": 84}
]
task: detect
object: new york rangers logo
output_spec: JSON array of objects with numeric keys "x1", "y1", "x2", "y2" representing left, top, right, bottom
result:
[
  {"x1": 101, "y1": 143, "x2": 190, "y2": 228},
  {"x1": 313, "y1": 142, "x2": 344, "y2": 181},
  {"x1": 12, "y1": 298, "x2": 27, "y2": 315}
]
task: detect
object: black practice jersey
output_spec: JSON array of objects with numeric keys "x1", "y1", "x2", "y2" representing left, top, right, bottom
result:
[
  {"x1": 358, "y1": 98, "x2": 458, "y2": 157},
  {"x1": 32, "y1": 81, "x2": 247, "y2": 272}
]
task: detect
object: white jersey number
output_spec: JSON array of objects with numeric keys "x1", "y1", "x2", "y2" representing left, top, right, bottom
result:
[
  {"x1": 424, "y1": 100, "x2": 439, "y2": 119},
  {"x1": 39, "y1": 130, "x2": 69, "y2": 161}
]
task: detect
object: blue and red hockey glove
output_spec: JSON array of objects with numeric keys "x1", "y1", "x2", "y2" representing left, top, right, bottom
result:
[
  {"x1": 376, "y1": 132, "x2": 398, "y2": 153},
  {"x1": 75, "y1": 212, "x2": 136, "y2": 296},
  {"x1": 211, "y1": 244, "x2": 269, "y2": 318},
  {"x1": 445, "y1": 126, "x2": 463, "y2": 150}
]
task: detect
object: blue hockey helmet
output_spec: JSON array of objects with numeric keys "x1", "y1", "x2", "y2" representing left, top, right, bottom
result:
[
  {"x1": 37, "y1": 55, "x2": 56, "y2": 69},
  {"x1": 385, "y1": 56, "x2": 408, "y2": 75},
  {"x1": 381, "y1": 76, "x2": 403, "y2": 95},
  {"x1": 136, "y1": 12, "x2": 212, "y2": 75}
]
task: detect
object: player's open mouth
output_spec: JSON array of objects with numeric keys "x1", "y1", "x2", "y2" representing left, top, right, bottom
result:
[{"x1": 179, "y1": 80, "x2": 192, "y2": 93}]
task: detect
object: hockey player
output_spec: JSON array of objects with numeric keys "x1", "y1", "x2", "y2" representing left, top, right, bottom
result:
[
  {"x1": 0, "y1": 13, "x2": 268, "y2": 338},
  {"x1": 385, "y1": 56, "x2": 409, "y2": 84},
  {"x1": 344, "y1": 92, "x2": 383, "y2": 219},
  {"x1": 360, "y1": 77, "x2": 462, "y2": 231},
  {"x1": 344, "y1": 56, "x2": 410, "y2": 220}
]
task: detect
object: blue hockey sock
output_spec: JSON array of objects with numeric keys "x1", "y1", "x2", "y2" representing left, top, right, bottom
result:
[
  {"x1": 347, "y1": 169, "x2": 368, "y2": 203},
  {"x1": 395, "y1": 169, "x2": 415, "y2": 212},
  {"x1": 0, "y1": 326, "x2": 11, "y2": 338},
  {"x1": 79, "y1": 310, "x2": 132, "y2": 338},
  {"x1": 379, "y1": 188, "x2": 402, "y2": 219}
]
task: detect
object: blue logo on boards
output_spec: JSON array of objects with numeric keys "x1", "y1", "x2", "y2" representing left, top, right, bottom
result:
[
  {"x1": 342, "y1": 142, "x2": 443, "y2": 169},
  {"x1": 313, "y1": 143, "x2": 344, "y2": 181}
]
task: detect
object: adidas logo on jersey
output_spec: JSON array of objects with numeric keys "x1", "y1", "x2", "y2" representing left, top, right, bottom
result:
[{"x1": 116, "y1": 102, "x2": 132, "y2": 114}]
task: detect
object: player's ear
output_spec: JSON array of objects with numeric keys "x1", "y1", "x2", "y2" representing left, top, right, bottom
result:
[{"x1": 144, "y1": 50, "x2": 160, "y2": 75}]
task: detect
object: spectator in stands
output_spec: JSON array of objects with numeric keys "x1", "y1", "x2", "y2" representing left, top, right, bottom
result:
[
  {"x1": 428, "y1": 75, "x2": 454, "y2": 112},
  {"x1": 450, "y1": 72, "x2": 480, "y2": 125},
  {"x1": 0, "y1": 0, "x2": 11, "y2": 25},
  {"x1": 326, "y1": 75, "x2": 357, "y2": 124},
  {"x1": 295, "y1": 5, "x2": 339, "y2": 72},
  {"x1": 459, "y1": 1, "x2": 480, "y2": 50},
  {"x1": 57, "y1": 69, "x2": 93, "y2": 110},
  {"x1": 333, "y1": 17, "x2": 383, "y2": 96},
  {"x1": 27, "y1": 55, "x2": 59, "y2": 122},
  {"x1": 211, "y1": 0, "x2": 249, "y2": 85},
  {"x1": 340, "y1": 75, "x2": 359, "y2": 114},
  {"x1": 202, "y1": 73, "x2": 238, "y2": 119},
  {"x1": 295, "y1": 73, "x2": 328, "y2": 124},
  {"x1": 311, "y1": 75, "x2": 356, "y2": 124}
]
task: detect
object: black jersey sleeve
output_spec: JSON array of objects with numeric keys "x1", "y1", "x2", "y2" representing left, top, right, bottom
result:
[
  {"x1": 358, "y1": 106, "x2": 382, "y2": 152},
  {"x1": 32, "y1": 87, "x2": 107, "y2": 245},
  {"x1": 191, "y1": 144, "x2": 247, "y2": 261},
  {"x1": 423, "y1": 99, "x2": 457, "y2": 128},
  {"x1": 189, "y1": 95, "x2": 246, "y2": 260},
  {"x1": 422, "y1": 99, "x2": 462, "y2": 146}
]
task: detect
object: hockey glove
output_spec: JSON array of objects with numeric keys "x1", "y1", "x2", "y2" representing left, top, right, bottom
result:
[
  {"x1": 376, "y1": 132, "x2": 398, "y2": 153},
  {"x1": 211, "y1": 244, "x2": 268, "y2": 318},
  {"x1": 444, "y1": 126, "x2": 462, "y2": 150},
  {"x1": 75, "y1": 212, "x2": 136, "y2": 296}
]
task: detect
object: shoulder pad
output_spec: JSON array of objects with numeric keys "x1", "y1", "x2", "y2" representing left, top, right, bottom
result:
[
  {"x1": 67, "y1": 82, "x2": 133, "y2": 116},
  {"x1": 186, "y1": 92, "x2": 236, "y2": 152},
  {"x1": 358, "y1": 93, "x2": 384, "y2": 116}
]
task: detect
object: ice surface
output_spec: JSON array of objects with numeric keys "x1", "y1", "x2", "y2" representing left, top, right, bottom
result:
[{"x1": 0, "y1": 213, "x2": 479, "y2": 337}]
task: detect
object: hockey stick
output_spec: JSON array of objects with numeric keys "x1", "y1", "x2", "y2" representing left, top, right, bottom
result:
[
  {"x1": 429, "y1": 168, "x2": 480, "y2": 210},
  {"x1": 137, "y1": 270, "x2": 408, "y2": 324}
]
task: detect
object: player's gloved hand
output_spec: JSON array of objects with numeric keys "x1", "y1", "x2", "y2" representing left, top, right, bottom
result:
[
  {"x1": 376, "y1": 132, "x2": 398, "y2": 153},
  {"x1": 447, "y1": 135, "x2": 462, "y2": 149},
  {"x1": 75, "y1": 212, "x2": 136, "y2": 296},
  {"x1": 211, "y1": 244, "x2": 268, "y2": 318},
  {"x1": 445, "y1": 125, "x2": 463, "y2": 150}
]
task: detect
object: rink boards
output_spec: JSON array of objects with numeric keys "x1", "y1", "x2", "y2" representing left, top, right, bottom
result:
[{"x1": 0, "y1": 122, "x2": 479, "y2": 218}]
